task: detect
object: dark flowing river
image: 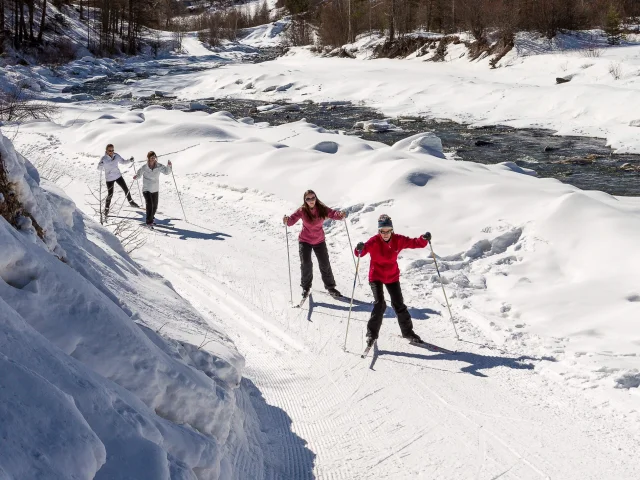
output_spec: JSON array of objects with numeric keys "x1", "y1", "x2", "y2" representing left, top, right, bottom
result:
[{"x1": 73, "y1": 63, "x2": 640, "y2": 197}]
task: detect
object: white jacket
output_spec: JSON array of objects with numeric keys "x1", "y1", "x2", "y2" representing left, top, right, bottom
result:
[
  {"x1": 97, "y1": 153, "x2": 133, "y2": 182},
  {"x1": 136, "y1": 162, "x2": 172, "y2": 193}
]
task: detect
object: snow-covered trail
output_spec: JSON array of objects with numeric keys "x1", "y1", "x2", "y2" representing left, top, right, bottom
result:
[
  {"x1": 8, "y1": 111, "x2": 639, "y2": 479},
  {"x1": 106, "y1": 177, "x2": 638, "y2": 479}
]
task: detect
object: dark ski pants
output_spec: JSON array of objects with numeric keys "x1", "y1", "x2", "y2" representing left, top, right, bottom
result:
[
  {"x1": 367, "y1": 281, "x2": 414, "y2": 339},
  {"x1": 299, "y1": 241, "x2": 336, "y2": 291},
  {"x1": 143, "y1": 191, "x2": 159, "y2": 224},
  {"x1": 105, "y1": 176, "x2": 133, "y2": 210}
]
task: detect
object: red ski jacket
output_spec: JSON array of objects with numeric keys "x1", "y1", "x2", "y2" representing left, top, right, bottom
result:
[{"x1": 355, "y1": 234, "x2": 428, "y2": 284}]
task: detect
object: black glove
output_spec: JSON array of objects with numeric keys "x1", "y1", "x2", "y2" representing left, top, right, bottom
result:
[
  {"x1": 129, "y1": 156, "x2": 134, "y2": 161},
  {"x1": 356, "y1": 242, "x2": 364, "y2": 252},
  {"x1": 422, "y1": 232, "x2": 432, "y2": 241}
]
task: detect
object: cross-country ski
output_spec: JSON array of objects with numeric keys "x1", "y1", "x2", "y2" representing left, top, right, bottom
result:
[
  {"x1": 361, "y1": 340, "x2": 376, "y2": 359},
  {"x1": 407, "y1": 340, "x2": 458, "y2": 355}
]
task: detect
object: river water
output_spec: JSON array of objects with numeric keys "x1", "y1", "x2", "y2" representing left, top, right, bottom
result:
[{"x1": 73, "y1": 60, "x2": 640, "y2": 197}]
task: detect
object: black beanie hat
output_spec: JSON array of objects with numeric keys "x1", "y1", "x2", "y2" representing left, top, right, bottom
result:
[{"x1": 378, "y1": 214, "x2": 393, "y2": 230}]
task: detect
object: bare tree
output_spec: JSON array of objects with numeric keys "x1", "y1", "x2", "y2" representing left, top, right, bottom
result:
[
  {"x1": 85, "y1": 179, "x2": 147, "y2": 252},
  {"x1": 0, "y1": 88, "x2": 58, "y2": 122},
  {"x1": 172, "y1": 20, "x2": 186, "y2": 53}
]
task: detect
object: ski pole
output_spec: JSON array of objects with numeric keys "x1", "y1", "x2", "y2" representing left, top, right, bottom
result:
[
  {"x1": 131, "y1": 158, "x2": 143, "y2": 204},
  {"x1": 99, "y1": 170, "x2": 103, "y2": 225},
  {"x1": 344, "y1": 218, "x2": 361, "y2": 286},
  {"x1": 343, "y1": 254, "x2": 361, "y2": 351},
  {"x1": 429, "y1": 242, "x2": 460, "y2": 341},
  {"x1": 112, "y1": 177, "x2": 139, "y2": 219},
  {"x1": 170, "y1": 166, "x2": 188, "y2": 222},
  {"x1": 285, "y1": 224, "x2": 293, "y2": 304}
]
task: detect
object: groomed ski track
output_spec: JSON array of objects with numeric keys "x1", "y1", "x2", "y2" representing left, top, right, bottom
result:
[{"x1": 128, "y1": 183, "x2": 638, "y2": 480}]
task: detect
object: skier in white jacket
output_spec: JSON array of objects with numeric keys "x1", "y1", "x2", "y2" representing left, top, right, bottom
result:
[
  {"x1": 97, "y1": 143, "x2": 139, "y2": 216},
  {"x1": 134, "y1": 151, "x2": 172, "y2": 225}
]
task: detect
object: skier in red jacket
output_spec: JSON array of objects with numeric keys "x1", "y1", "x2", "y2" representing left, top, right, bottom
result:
[{"x1": 355, "y1": 214, "x2": 431, "y2": 347}]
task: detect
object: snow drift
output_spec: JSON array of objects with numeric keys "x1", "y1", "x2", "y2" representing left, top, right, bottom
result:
[{"x1": 0, "y1": 131, "x2": 260, "y2": 479}]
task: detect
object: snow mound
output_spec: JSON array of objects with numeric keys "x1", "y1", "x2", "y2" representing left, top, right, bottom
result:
[
  {"x1": 0, "y1": 131, "x2": 257, "y2": 478},
  {"x1": 391, "y1": 132, "x2": 445, "y2": 158}
]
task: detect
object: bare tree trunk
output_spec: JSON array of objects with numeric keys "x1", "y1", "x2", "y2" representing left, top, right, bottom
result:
[
  {"x1": 127, "y1": 0, "x2": 133, "y2": 53},
  {"x1": 451, "y1": 0, "x2": 455, "y2": 31},
  {"x1": 19, "y1": 0, "x2": 27, "y2": 44},
  {"x1": 26, "y1": 0, "x2": 34, "y2": 41},
  {"x1": 14, "y1": 0, "x2": 19, "y2": 47},
  {"x1": 37, "y1": 0, "x2": 47, "y2": 43},
  {"x1": 389, "y1": 0, "x2": 396, "y2": 41},
  {"x1": 0, "y1": 0, "x2": 5, "y2": 52}
]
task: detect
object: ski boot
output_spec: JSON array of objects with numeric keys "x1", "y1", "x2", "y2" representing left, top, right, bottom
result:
[
  {"x1": 327, "y1": 287, "x2": 342, "y2": 298},
  {"x1": 402, "y1": 332, "x2": 423, "y2": 344}
]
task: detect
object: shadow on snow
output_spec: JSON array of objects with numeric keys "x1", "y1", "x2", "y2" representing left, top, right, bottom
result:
[
  {"x1": 153, "y1": 218, "x2": 232, "y2": 241},
  {"x1": 373, "y1": 348, "x2": 540, "y2": 378},
  {"x1": 108, "y1": 213, "x2": 231, "y2": 241},
  {"x1": 241, "y1": 378, "x2": 316, "y2": 479},
  {"x1": 306, "y1": 291, "x2": 438, "y2": 320}
]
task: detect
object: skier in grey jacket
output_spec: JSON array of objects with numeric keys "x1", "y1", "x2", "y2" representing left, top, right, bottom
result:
[
  {"x1": 134, "y1": 151, "x2": 172, "y2": 225},
  {"x1": 97, "y1": 143, "x2": 139, "y2": 216}
]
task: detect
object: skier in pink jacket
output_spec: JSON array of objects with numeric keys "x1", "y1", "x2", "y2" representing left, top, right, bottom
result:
[{"x1": 283, "y1": 189, "x2": 346, "y2": 300}]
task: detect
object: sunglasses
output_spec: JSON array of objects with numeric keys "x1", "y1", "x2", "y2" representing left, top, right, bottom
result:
[
  {"x1": 107, "y1": 149, "x2": 114, "y2": 153},
  {"x1": 379, "y1": 229, "x2": 393, "y2": 235},
  {"x1": 305, "y1": 196, "x2": 316, "y2": 202}
]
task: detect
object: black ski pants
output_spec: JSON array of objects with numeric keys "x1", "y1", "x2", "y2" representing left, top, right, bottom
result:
[
  {"x1": 143, "y1": 191, "x2": 159, "y2": 224},
  {"x1": 105, "y1": 176, "x2": 133, "y2": 209},
  {"x1": 367, "y1": 281, "x2": 414, "y2": 339},
  {"x1": 299, "y1": 241, "x2": 336, "y2": 291}
]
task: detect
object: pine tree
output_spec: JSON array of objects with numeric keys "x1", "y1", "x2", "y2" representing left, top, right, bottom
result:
[{"x1": 604, "y1": 5, "x2": 622, "y2": 46}]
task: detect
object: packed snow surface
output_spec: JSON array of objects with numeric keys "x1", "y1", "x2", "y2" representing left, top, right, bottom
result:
[{"x1": 3, "y1": 96, "x2": 638, "y2": 478}]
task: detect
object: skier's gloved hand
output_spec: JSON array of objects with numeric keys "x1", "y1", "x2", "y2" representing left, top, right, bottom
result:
[
  {"x1": 422, "y1": 232, "x2": 432, "y2": 241},
  {"x1": 339, "y1": 211, "x2": 347, "y2": 219},
  {"x1": 356, "y1": 242, "x2": 364, "y2": 252},
  {"x1": 167, "y1": 160, "x2": 172, "y2": 167},
  {"x1": 283, "y1": 215, "x2": 289, "y2": 225},
  {"x1": 129, "y1": 156, "x2": 134, "y2": 161}
]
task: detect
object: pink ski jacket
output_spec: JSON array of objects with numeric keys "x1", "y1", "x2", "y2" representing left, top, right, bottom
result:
[{"x1": 287, "y1": 207, "x2": 343, "y2": 245}]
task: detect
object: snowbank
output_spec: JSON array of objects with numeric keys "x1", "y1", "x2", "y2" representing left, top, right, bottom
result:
[{"x1": 0, "y1": 130, "x2": 259, "y2": 478}]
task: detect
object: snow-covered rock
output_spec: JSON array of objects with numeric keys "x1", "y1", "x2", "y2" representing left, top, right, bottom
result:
[
  {"x1": 391, "y1": 132, "x2": 445, "y2": 158},
  {"x1": 354, "y1": 119, "x2": 402, "y2": 132}
]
